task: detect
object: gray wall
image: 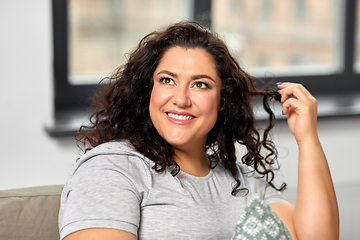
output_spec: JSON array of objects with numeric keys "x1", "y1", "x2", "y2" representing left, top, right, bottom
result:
[{"x1": 0, "y1": 0, "x2": 359, "y2": 238}]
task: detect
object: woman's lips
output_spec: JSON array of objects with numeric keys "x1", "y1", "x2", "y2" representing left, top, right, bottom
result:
[{"x1": 165, "y1": 111, "x2": 196, "y2": 125}]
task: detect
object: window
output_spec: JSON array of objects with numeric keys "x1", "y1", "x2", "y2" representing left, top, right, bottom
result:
[
  {"x1": 49, "y1": 0, "x2": 203, "y2": 136},
  {"x1": 295, "y1": 0, "x2": 306, "y2": 21},
  {"x1": 68, "y1": 0, "x2": 193, "y2": 85},
  {"x1": 261, "y1": 0, "x2": 273, "y2": 20},
  {"x1": 212, "y1": 0, "x2": 340, "y2": 77},
  {"x1": 48, "y1": 0, "x2": 360, "y2": 137},
  {"x1": 355, "y1": 0, "x2": 360, "y2": 71}
]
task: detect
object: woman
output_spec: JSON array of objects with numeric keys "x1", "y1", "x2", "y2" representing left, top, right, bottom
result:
[{"x1": 59, "y1": 21, "x2": 339, "y2": 240}]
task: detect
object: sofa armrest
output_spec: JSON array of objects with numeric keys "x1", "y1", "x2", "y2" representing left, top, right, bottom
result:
[{"x1": 0, "y1": 185, "x2": 63, "y2": 240}]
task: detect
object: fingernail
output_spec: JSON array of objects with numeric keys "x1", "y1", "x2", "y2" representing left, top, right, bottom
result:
[
  {"x1": 282, "y1": 110, "x2": 285, "y2": 115},
  {"x1": 276, "y1": 82, "x2": 283, "y2": 86}
]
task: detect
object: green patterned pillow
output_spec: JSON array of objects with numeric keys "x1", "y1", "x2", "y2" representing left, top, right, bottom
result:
[{"x1": 232, "y1": 194, "x2": 292, "y2": 240}]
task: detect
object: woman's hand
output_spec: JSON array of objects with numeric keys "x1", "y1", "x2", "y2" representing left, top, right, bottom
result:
[{"x1": 275, "y1": 83, "x2": 318, "y2": 143}]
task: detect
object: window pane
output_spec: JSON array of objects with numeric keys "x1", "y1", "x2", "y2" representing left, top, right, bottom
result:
[
  {"x1": 69, "y1": 0, "x2": 193, "y2": 85},
  {"x1": 212, "y1": 0, "x2": 341, "y2": 77},
  {"x1": 355, "y1": 0, "x2": 360, "y2": 72}
]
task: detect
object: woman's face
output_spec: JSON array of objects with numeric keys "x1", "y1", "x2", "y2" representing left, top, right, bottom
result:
[{"x1": 149, "y1": 46, "x2": 222, "y2": 151}]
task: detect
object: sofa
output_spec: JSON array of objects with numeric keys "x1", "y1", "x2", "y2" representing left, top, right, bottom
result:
[{"x1": 0, "y1": 185, "x2": 63, "y2": 240}]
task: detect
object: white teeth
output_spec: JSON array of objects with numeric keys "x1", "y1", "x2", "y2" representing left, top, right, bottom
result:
[{"x1": 167, "y1": 112, "x2": 194, "y2": 120}]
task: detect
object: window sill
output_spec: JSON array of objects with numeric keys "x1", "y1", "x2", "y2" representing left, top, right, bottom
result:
[
  {"x1": 254, "y1": 92, "x2": 360, "y2": 120},
  {"x1": 45, "y1": 108, "x2": 91, "y2": 137},
  {"x1": 46, "y1": 93, "x2": 360, "y2": 137}
]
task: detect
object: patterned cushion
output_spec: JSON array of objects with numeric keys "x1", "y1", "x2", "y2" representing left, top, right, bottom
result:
[{"x1": 232, "y1": 194, "x2": 292, "y2": 240}]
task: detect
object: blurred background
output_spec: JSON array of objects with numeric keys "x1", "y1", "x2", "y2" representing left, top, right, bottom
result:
[{"x1": 0, "y1": 0, "x2": 359, "y2": 239}]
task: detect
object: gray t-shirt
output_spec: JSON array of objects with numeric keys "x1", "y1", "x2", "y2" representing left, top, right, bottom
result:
[{"x1": 59, "y1": 141, "x2": 286, "y2": 240}]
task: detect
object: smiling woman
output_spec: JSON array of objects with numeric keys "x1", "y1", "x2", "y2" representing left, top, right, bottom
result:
[
  {"x1": 150, "y1": 47, "x2": 222, "y2": 176},
  {"x1": 150, "y1": 47, "x2": 221, "y2": 153},
  {"x1": 59, "y1": 21, "x2": 339, "y2": 240}
]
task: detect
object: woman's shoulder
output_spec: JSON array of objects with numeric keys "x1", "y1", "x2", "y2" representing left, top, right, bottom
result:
[
  {"x1": 236, "y1": 162, "x2": 286, "y2": 204},
  {"x1": 74, "y1": 140, "x2": 152, "y2": 173},
  {"x1": 84, "y1": 140, "x2": 142, "y2": 157},
  {"x1": 65, "y1": 140, "x2": 154, "y2": 193},
  {"x1": 236, "y1": 162, "x2": 269, "y2": 191},
  {"x1": 80, "y1": 140, "x2": 146, "y2": 160}
]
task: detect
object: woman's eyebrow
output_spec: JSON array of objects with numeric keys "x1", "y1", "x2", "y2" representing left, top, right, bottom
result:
[
  {"x1": 157, "y1": 70, "x2": 177, "y2": 77},
  {"x1": 192, "y1": 74, "x2": 215, "y2": 82},
  {"x1": 157, "y1": 70, "x2": 215, "y2": 83}
]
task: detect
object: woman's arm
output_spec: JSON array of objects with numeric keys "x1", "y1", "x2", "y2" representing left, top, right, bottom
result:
[
  {"x1": 270, "y1": 83, "x2": 339, "y2": 240},
  {"x1": 63, "y1": 228, "x2": 137, "y2": 240}
]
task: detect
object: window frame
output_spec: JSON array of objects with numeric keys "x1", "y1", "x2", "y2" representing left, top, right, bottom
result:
[
  {"x1": 52, "y1": 0, "x2": 212, "y2": 112},
  {"x1": 263, "y1": 0, "x2": 359, "y2": 95},
  {"x1": 48, "y1": 0, "x2": 360, "y2": 137}
]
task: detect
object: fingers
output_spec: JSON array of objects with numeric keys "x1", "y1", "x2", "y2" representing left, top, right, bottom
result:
[
  {"x1": 276, "y1": 83, "x2": 317, "y2": 115},
  {"x1": 277, "y1": 83, "x2": 311, "y2": 103},
  {"x1": 274, "y1": 83, "x2": 319, "y2": 142},
  {"x1": 282, "y1": 97, "x2": 309, "y2": 116}
]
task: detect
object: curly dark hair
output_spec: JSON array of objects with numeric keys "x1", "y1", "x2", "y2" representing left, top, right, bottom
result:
[{"x1": 77, "y1": 20, "x2": 286, "y2": 195}]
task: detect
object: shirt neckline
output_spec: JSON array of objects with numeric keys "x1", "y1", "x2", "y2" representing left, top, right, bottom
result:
[{"x1": 177, "y1": 167, "x2": 215, "y2": 181}]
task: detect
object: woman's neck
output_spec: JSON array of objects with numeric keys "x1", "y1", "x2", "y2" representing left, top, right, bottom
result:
[{"x1": 173, "y1": 147, "x2": 210, "y2": 177}]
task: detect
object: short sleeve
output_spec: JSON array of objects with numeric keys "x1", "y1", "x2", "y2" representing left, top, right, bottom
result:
[
  {"x1": 59, "y1": 153, "x2": 150, "y2": 240},
  {"x1": 263, "y1": 182, "x2": 287, "y2": 205},
  {"x1": 237, "y1": 163, "x2": 287, "y2": 205}
]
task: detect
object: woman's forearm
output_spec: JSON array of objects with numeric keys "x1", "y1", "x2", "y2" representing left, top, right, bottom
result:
[{"x1": 294, "y1": 136, "x2": 339, "y2": 240}]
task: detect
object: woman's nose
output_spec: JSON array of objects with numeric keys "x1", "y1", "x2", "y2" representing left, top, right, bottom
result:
[{"x1": 172, "y1": 86, "x2": 191, "y2": 108}]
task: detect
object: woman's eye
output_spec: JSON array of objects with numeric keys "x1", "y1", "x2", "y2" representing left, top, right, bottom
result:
[
  {"x1": 194, "y1": 82, "x2": 209, "y2": 89},
  {"x1": 160, "y1": 77, "x2": 174, "y2": 85}
]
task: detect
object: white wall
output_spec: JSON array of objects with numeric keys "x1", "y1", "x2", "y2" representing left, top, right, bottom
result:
[
  {"x1": 0, "y1": 0, "x2": 80, "y2": 190},
  {"x1": 0, "y1": 0, "x2": 359, "y2": 238}
]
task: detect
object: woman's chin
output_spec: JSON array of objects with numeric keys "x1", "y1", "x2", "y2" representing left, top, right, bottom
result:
[
  {"x1": 164, "y1": 138, "x2": 189, "y2": 148},
  {"x1": 163, "y1": 136, "x2": 196, "y2": 149}
]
